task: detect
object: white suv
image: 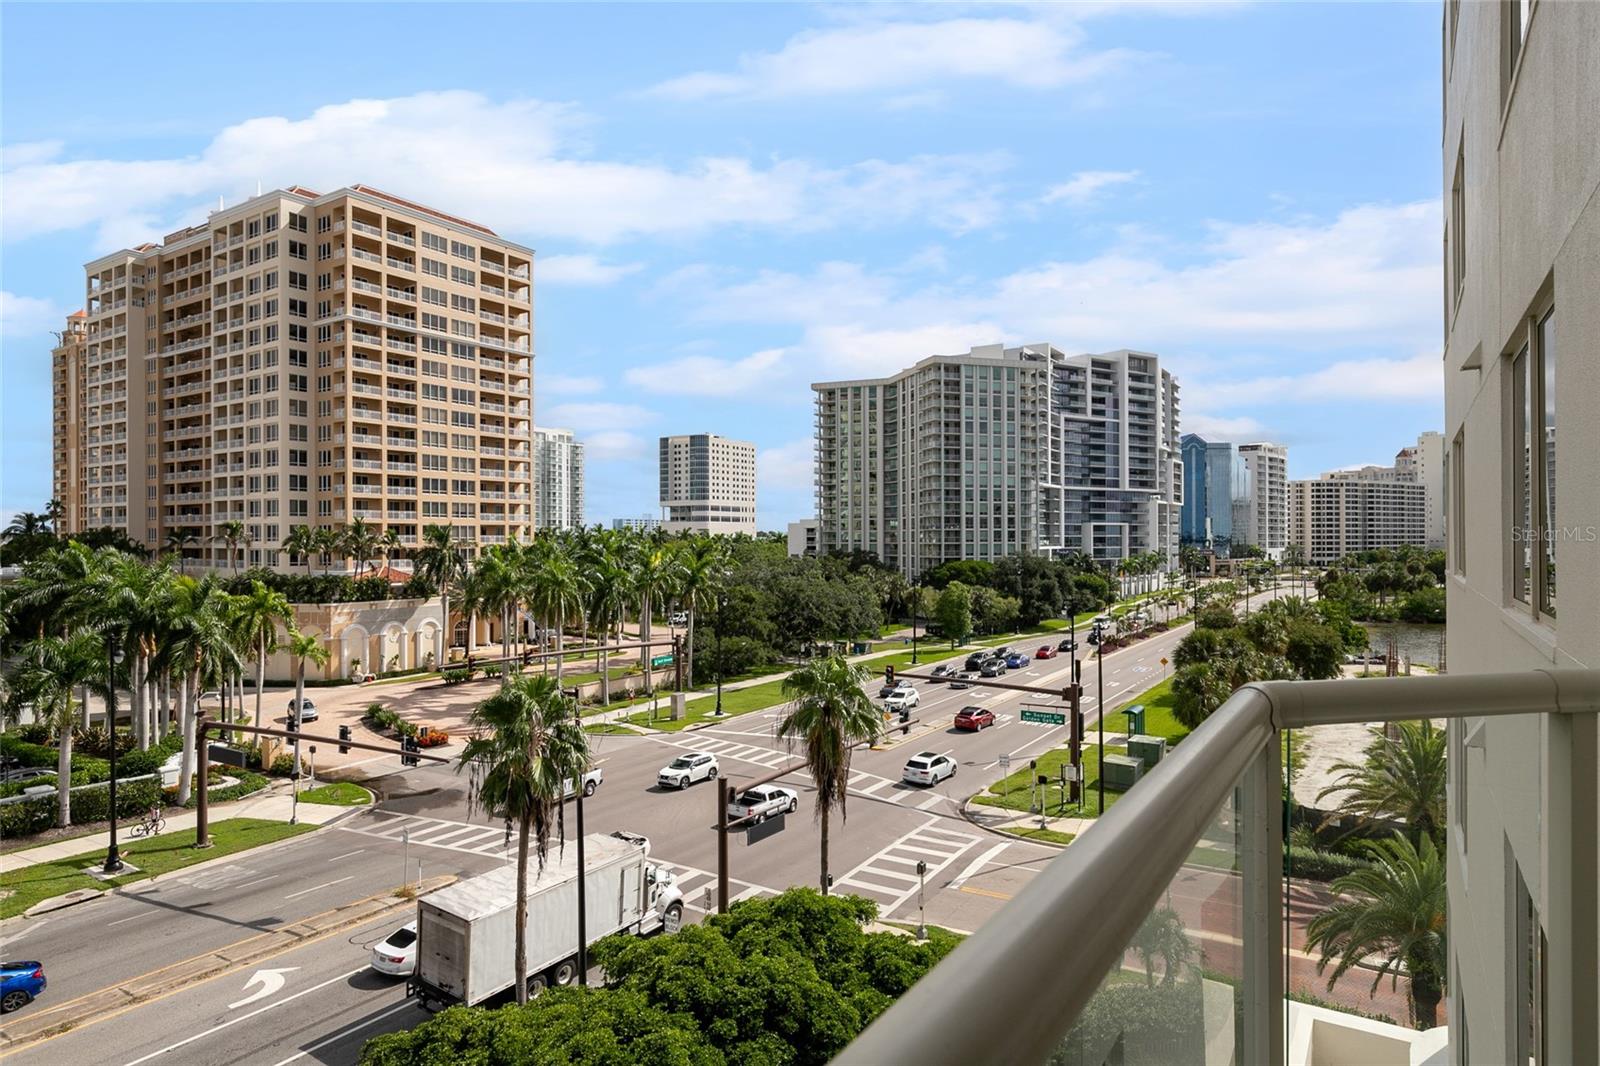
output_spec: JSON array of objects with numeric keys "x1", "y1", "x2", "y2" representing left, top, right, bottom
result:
[
  {"x1": 658, "y1": 752, "x2": 719, "y2": 790},
  {"x1": 884, "y1": 687, "x2": 920, "y2": 713},
  {"x1": 903, "y1": 752, "x2": 957, "y2": 786}
]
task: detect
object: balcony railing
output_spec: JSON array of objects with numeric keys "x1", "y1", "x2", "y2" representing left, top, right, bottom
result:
[{"x1": 839, "y1": 670, "x2": 1600, "y2": 1066}]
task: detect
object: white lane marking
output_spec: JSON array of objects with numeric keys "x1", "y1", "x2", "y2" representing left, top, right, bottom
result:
[
  {"x1": 327, "y1": 849, "x2": 366, "y2": 862},
  {"x1": 228, "y1": 966, "x2": 300, "y2": 1010},
  {"x1": 234, "y1": 875, "x2": 280, "y2": 890},
  {"x1": 837, "y1": 876, "x2": 909, "y2": 895},
  {"x1": 108, "y1": 911, "x2": 157, "y2": 927},
  {"x1": 268, "y1": 998, "x2": 419, "y2": 1066},
  {"x1": 948, "y1": 842, "x2": 1011, "y2": 890},
  {"x1": 124, "y1": 965, "x2": 369, "y2": 1065},
  {"x1": 283, "y1": 876, "x2": 353, "y2": 900},
  {"x1": 915, "y1": 794, "x2": 945, "y2": 811}
]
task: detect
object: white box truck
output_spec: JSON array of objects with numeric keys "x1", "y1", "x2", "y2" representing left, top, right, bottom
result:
[{"x1": 409, "y1": 831, "x2": 684, "y2": 1008}]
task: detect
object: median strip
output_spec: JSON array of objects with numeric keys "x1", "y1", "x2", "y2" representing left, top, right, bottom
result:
[{"x1": 0, "y1": 875, "x2": 455, "y2": 1051}]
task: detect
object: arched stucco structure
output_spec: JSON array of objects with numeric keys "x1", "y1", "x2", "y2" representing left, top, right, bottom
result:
[{"x1": 340, "y1": 624, "x2": 371, "y2": 679}]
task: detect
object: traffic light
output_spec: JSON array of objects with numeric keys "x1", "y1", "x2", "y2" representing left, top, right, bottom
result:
[
  {"x1": 884, "y1": 665, "x2": 895, "y2": 684},
  {"x1": 285, "y1": 712, "x2": 298, "y2": 735},
  {"x1": 401, "y1": 735, "x2": 419, "y2": 767},
  {"x1": 338, "y1": 724, "x2": 351, "y2": 755}
]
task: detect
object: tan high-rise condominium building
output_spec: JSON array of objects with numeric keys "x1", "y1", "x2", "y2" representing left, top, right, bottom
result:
[
  {"x1": 658, "y1": 433, "x2": 757, "y2": 535},
  {"x1": 50, "y1": 310, "x2": 90, "y2": 533},
  {"x1": 60, "y1": 185, "x2": 534, "y2": 570}
]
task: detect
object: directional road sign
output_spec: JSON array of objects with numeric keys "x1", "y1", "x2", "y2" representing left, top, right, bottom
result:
[
  {"x1": 1020, "y1": 708, "x2": 1067, "y2": 726},
  {"x1": 650, "y1": 654, "x2": 675, "y2": 668}
]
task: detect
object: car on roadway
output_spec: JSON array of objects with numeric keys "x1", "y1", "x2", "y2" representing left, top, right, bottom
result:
[
  {"x1": 370, "y1": 921, "x2": 418, "y2": 977},
  {"x1": 879, "y1": 678, "x2": 914, "y2": 699},
  {"x1": 658, "y1": 752, "x2": 720, "y2": 790},
  {"x1": 561, "y1": 768, "x2": 604, "y2": 799},
  {"x1": 1056, "y1": 638, "x2": 1078, "y2": 653},
  {"x1": 1035, "y1": 645, "x2": 1058, "y2": 659},
  {"x1": 884, "y1": 687, "x2": 921, "y2": 713},
  {"x1": 964, "y1": 652, "x2": 989, "y2": 672},
  {"x1": 993, "y1": 646, "x2": 1014, "y2": 660},
  {"x1": 979, "y1": 659, "x2": 1007, "y2": 678},
  {"x1": 954, "y1": 706, "x2": 996, "y2": 731},
  {"x1": 669, "y1": 611, "x2": 688, "y2": 627},
  {"x1": 949, "y1": 670, "x2": 976, "y2": 689},
  {"x1": 727, "y1": 784, "x2": 799, "y2": 823},
  {"x1": 929, "y1": 664, "x2": 952, "y2": 678},
  {"x1": 902, "y1": 752, "x2": 957, "y2": 786},
  {"x1": 1004, "y1": 652, "x2": 1029, "y2": 669},
  {"x1": 287, "y1": 697, "x2": 318, "y2": 723},
  {"x1": 0, "y1": 961, "x2": 46, "y2": 1013}
]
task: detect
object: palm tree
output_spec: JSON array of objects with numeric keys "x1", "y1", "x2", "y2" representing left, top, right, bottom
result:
[
  {"x1": 166, "y1": 576, "x2": 241, "y2": 804},
  {"x1": 344, "y1": 517, "x2": 381, "y2": 576},
  {"x1": 3, "y1": 511, "x2": 50, "y2": 541},
  {"x1": 464, "y1": 545, "x2": 521, "y2": 687},
  {"x1": 280, "y1": 525, "x2": 319, "y2": 577},
  {"x1": 457, "y1": 675, "x2": 590, "y2": 1005},
  {"x1": 415, "y1": 525, "x2": 468, "y2": 667},
  {"x1": 379, "y1": 527, "x2": 404, "y2": 570},
  {"x1": 164, "y1": 528, "x2": 199, "y2": 576},
  {"x1": 526, "y1": 539, "x2": 585, "y2": 684},
  {"x1": 7, "y1": 630, "x2": 104, "y2": 827},
  {"x1": 584, "y1": 546, "x2": 632, "y2": 705},
  {"x1": 1317, "y1": 720, "x2": 1446, "y2": 843},
  {"x1": 43, "y1": 498, "x2": 66, "y2": 538},
  {"x1": 314, "y1": 525, "x2": 345, "y2": 576},
  {"x1": 94, "y1": 553, "x2": 176, "y2": 749},
  {"x1": 234, "y1": 580, "x2": 293, "y2": 742},
  {"x1": 212, "y1": 520, "x2": 247, "y2": 574},
  {"x1": 287, "y1": 629, "x2": 331, "y2": 738},
  {"x1": 776, "y1": 656, "x2": 882, "y2": 893},
  {"x1": 1129, "y1": 906, "x2": 1195, "y2": 988},
  {"x1": 676, "y1": 538, "x2": 724, "y2": 689},
  {"x1": 631, "y1": 542, "x2": 683, "y2": 690},
  {"x1": 1305, "y1": 832, "x2": 1448, "y2": 1029}
]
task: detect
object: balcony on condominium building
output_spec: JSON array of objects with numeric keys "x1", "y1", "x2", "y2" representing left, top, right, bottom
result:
[{"x1": 838, "y1": 670, "x2": 1599, "y2": 1066}]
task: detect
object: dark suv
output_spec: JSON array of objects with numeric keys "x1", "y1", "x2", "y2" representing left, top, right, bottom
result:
[
  {"x1": 965, "y1": 652, "x2": 988, "y2": 672},
  {"x1": 979, "y1": 659, "x2": 1006, "y2": 678}
]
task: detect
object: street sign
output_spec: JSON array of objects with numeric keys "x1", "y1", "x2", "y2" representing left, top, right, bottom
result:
[
  {"x1": 1020, "y1": 708, "x2": 1067, "y2": 726},
  {"x1": 208, "y1": 744, "x2": 249, "y2": 768},
  {"x1": 998, "y1": 754, "x2": 1011, "y2": 770},
  {"x1": 1160, "y1": 657, "x2": 1169, "y2": 666},
  {"x1": 1062, "y1": 763, "x2": 1082, "y2": 783},
  {"x1": 747, "y1": 812, "x2": 785, "y2": 844},
  {"x1": 650, "y1": 654, "x2": 674, "y2": 668}
]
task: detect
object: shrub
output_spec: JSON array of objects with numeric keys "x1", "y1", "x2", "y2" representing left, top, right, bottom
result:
[
  {"x1": 270, "y1": 754, "x2": 296, "y2": 776},
  {"x1": 1286, "y1": 844, "x2": 1372, "y2": 882},
  {"x1": 417, "y1": 727, "x2": 449, "y2": 748},
  {"x1": 0, "y1": 735, "x2": 110, "y2": 782},
  {"x1": 172, "y1": 770, "x2": 270, "y2": 807},
  {"x1": 441, "y1": 667, "x2": 475, "y2": 685},
  {"x1": 483, "y1": 662, "x2": 503, "y2": 679},
  {"x1": 117, "y1": 734, "x2": 185, "y2": 776},
  {"x1": 15, "y1": 723, "x2": 50, "y2": 745}
]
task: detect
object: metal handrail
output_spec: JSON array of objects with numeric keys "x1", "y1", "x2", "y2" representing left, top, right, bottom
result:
[{"x1": 838, "y1": 668, "x2": 1600, "y2": 1066}]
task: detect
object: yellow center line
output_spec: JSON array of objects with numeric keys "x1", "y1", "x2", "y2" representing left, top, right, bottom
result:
[{"x1": 958, "y1": 884, "x2": 1013, "y2": 901}]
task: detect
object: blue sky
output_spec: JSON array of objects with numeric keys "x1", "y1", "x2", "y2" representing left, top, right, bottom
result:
[{"x1": 1, "y1": 2, "x2": 1444, "y2": 530}]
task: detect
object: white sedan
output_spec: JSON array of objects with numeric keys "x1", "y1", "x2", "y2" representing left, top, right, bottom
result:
[
  {"x1": 370, "y1": 920, "x2": 417, "y2": 976},
  {"x1": 658, "y1": 752, "x2": 720, "y2": 790}
]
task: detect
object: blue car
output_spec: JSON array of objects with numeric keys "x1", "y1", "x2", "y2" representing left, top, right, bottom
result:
[
  {"x1": 1004, "y1": 652, "x2": 1028, "y2": 669},
  {"x1": 1, "y1": 960, "x2": 46, "y2": 1013}
]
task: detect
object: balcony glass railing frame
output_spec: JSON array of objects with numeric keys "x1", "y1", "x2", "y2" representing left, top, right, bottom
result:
[{"x1": 839, "y1": 668, "x2": 1600, "y2": 1066}]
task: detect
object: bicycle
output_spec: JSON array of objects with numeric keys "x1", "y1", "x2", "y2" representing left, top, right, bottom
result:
[{"x1": 131, "y1": 814, "x2": 166, "y2": 838}]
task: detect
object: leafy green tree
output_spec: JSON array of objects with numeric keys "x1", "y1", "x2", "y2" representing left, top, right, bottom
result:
[
  {"x1": 1171, "y1": 662, "x2": 1234, "y2": 731},
  {"x1": 414, "y1": 524, "x2": 469, "y2": 664},
  {"x1": 1318, "y1": 720, "x2": 1446, "y2": 843},
  {"x1": 458, "y1": 675, "x2": 590, "y2": 1005},
  {"x1": 7, "y1": 630, "x2": 104, "y2": 826},
  {"x1": 934, "y1": 582, "x2": 973, "y2": 646},
  {"x1": 778, "y1": 657, "x2": 882, "y2": 892},
  {"x1": 1284, "y1": 621, "x2": 1345, "y2": 680},
  {"x1": 920, "y1": 559, "x2": 995, "y2": 589},
  {"x1": 1129, "y1": 906, "x2": 1195, "y2": 988},
  {"x1": 234, "y1": 580, "x2": 293, "y2": 738},
  {"x1": 1399, "y1": 585, "x2": 1446, "y2": 623},
  {"x1": 1305, "y1": 832, "x2": 1447, "y2": 1029}
]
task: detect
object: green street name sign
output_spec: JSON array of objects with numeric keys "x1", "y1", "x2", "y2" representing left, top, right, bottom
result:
[
  {"x1": 650, "y1": 654, "x2": 675, "y2": 668},
  {"x1": 1020, "y1": 709, "x2": 1066, "y2": 726}
]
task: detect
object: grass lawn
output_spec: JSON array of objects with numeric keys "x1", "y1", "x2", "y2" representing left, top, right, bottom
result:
[
  {"x1": 298, "y1": 782, "x2": 372, "y2": 806},
  {"x1": 1004, "y1": 826, "x2": 1076, "y2": 846},
  {"x1": 584, "y1": 723, "x2": 638, "y2": 735},
  {"x1": 0, "y1": 818, "x2": 314, "y2": 920},
  {"x1": 624, "y1": 676, "x2": 794, "y2": 731},
  {"x1": 1107, "y1": 678, "x2": 1188, "y2": 744}
]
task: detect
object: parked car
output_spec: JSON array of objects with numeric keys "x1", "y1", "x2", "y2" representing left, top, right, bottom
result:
[
  {"x1": 949, "y1": 670, "x2": 976, "y2": 689},
  {"x1": 884, "y1": 687, "x2": 921, "y2": 712},
  {"x1": 879, "y1": 678, "x2": 914, "y2": 699},
  {"x1": 964, "y1": 652, "x2": 988, "y2": 672},
  {"x1": 1035, "y1": 645, "x2": 1057, "y2": 659},
  {"x1": 0, "y1": 961, "x2": 46, "y2": 1013},
  {"x1": 727, "y1": 785, "x2": 799, "y2": 823},
  {"x1": 658, "y1": 752, "x2": 719, "y2": 790},
  {"x1": 980, "y1": 659, "x2": 1006, "y2": 677},
  {"x1": 1056, "y1": 638, "x2": 1078, "y2": 652},
  {"x1": 561, "y1": 768, "x2": 604, "y2": 799},
  {"x1": 669, "y1": 611, "x2": 688, "y2": 627},
  {"x1": 929, "y1": 664, "x2": 952, "y2": 678},
  {"x1": 370, "y1": 920, "x2": 418, "y2": 977},
  {"x1": 287, "y1": 697, "x2": 318, "y2": 723},
  {"x1": 1004, "y1": 652, "x2": 1029, "y2": 669},
  {"x1": 954, "y1": 706, "x2": 996, "y2": 731},
  {"x1": 902, "y1": 752, "x2": 957, "y2": 786},
  {"x1": 0, "y1": 768, "x2": 55, "y2": 788}
]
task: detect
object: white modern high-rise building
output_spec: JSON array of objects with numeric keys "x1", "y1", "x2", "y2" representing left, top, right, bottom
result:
[
  {"x1": 533, "y1": 427, "x2": 584, "y2": 531},
  {"x1": 813, "y1": 344, "x2": 1181, "y2": 577},
  {"x1": 611, "y1": 514, "x2": 661, "y2": 533},
  {"x1": 658, "y1": 433, "x2": 757, "y2": 535},
  {"x1": 1237, "y1": 442, "x2": 1288, "y2": 559},
  {"x1": 1394, "y1": 430, "x2": 1445, "y2": 549}
]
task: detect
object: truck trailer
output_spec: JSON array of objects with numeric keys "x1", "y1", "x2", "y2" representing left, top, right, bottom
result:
[{"x1": 409, "y1": 831, "x2": 683, "y2": 1007}]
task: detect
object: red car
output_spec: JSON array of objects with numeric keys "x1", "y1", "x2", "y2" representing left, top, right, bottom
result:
[
  {"x1": 1035, "y1": 645, "x2": 1058, "y2": 659},
  {"x1": 954, "y1": 705, "x2": 996, "y2": 731}
]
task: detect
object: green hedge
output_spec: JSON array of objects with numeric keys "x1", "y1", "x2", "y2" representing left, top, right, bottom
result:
[
  {"x1": 0, "y1": 735, "x2": 110, "y2": 782},
  {"x1": 362, "y1": 704, "x2": 418, "y2": 739},
  {"x1": 441, "y1": 667, "x2": 475, "y2": 685},
  {"x1": 1286, "y1": 845, "x2": 1371, "y2": 882},
  {"x1": 0, "y1": 777, "x2": 165, "y2": 838},
  {"x1": 175, "y1": 771, "x2": 269, "y2": 808}
]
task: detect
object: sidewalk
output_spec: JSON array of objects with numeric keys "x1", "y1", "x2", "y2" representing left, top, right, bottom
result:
[
  {"x1": 0, "y1": 784, "x2": 351, "y2": 875},
  {"x1": 962, "y1": 797, "x2": 1094, "y2": 844}
]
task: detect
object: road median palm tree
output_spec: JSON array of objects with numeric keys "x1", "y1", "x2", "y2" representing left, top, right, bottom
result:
[
  {"x1": 457, "y1": 675, "x2": 590, "y2": 1005},
  {"x1": 777, "y1": 656, "x2": 882, "y2": 893}
]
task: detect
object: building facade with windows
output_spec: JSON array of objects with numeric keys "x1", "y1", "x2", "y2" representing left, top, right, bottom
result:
[
  {"x1": 658, "y1": 433, "x2": 757, "y2": 535},
  {"x1": 533, "y1": 426, "x2": 584, "y2": 531},
  {"x1": 1237, "y1": 442, "x2": 1288, "y2": 559},
  {"x1": 814, "y1": 344, "x2": 1181, "y2": 577},
  {"x1": 1443, "y1": 1, "x2": 1598, "y2": 1061},
  {"x1": 611, "y1": 514, "x2": 661, "y2": 533},
  {"x1": 1180, "y1": 433, "x2": 1252, "y2": 555},
  {"x1": 787, "y1": 518, "x2": 818, "y2": 557},
  {"x1": 1395, "y1": 430, "x2": 1446, "y2": 549},
  {"x1": 58, "y1": 185, "x2": 535, "y2": 571},
  {"x1": 1287, "y1": 471, "x2": 1427, "y2": 564},
  {"x1": 50, "y1": 311, "x2": 89, "y2": 534}
]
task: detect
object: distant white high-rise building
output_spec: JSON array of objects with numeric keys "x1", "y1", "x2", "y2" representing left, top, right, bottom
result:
[
  {"x1": 787, "y1": 518, "x2": 819, "y2": 557},
  {"x1": 1237, "y1": 442, "x2": 1288, "y2": 559},
  {"x1": 658, "y1": 433, "x2": 757, "y2": 535},
  {"x1": 612, "y1": 514, "x2": 660, "y2": 533},
  {"x1": 1394, "y1": 431, "x2": 1444, "y2": 549},
  {"x1": 533, "y1": 427, "x2": 584, "y2": 531}
]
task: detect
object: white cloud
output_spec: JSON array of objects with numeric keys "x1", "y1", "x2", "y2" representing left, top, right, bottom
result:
[
  {"x1": 1041, "y1": 169, "x2": 1140, "y2": 206},
  {"x1": 2, "y1": 91, "x2": 1012, "y2": 246},
  {"x1": 583, "y1": 431, "x2": 649, "y2": 462},
  {"x1": 1, "y1": 141, "x2": 63, "y2": 169},
  {"x1": 647, "y1": 17, "x2": 1140, "y2": 100},
  {"x1": 542, "y1": 401, "x2": 657, "y2": 431},
  {"x1": 540, "y1": 374, "x2": 604, "y2": 396},
  {"x1": 538, "y1": 254, "x2": 643, "y2": 285},
  {"x1": 758, "y1": 439, "x2": 815, "y2": 493},
  {"x1": 1193, "y1": 351, "x2": 1443, "y2": 405},
  {"x1": 0, "y1": 291, "x2": 70, "y2": 338},
  {"x1": 1179, "y1": 413, "x2": 1268, "y2": 440},
  {"x1": 624, "y1": 348, "x2": 787, "y2": 397}
]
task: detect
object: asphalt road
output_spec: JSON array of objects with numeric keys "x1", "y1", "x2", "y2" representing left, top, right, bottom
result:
[{"x1": 4, "y1": 607, "x2": 1273, "y2": 1066}]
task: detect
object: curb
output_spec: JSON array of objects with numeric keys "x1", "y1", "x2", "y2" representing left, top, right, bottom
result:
[
  {"x1": 0, "y1": 874, "x2": 457, "y2": 1051},
  {"x1": 957, "y1": 796, "x2": 1074, "y2": 850}
]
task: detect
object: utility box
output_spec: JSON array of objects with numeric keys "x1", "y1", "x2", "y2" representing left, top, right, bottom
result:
[
  {"x1": 669, "y1": 693, "x2": 687, "y2": 720},
  {"x1": 1126, "y1": 734, "x2": 1168, "y2": 770},
  {"x1": 1122, "y1": 704, "x2": 1146, "y2": 737},
  {"x1": 1101, "y1": 754, "x2": 1145, "y2": 792}
]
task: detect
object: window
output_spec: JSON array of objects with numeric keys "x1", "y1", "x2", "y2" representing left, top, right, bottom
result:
[
  {"x1": 422, "y1": 232, "x2": 448, "y2": 253},
  {"x1": 1450, "y1": 429, "x2": 1466, "y2": 574},
  {"x1": 1513, "y1": 860, "x2": 1546, "y2": 1065},
  {"x1": 450, "y1": 240, "x2": 476, "y2": 261},
  {"x1": 288, "y1": 240, "x2": 307, "y2": 260},
  {"x1": 1507, "y1": 300, "x2": 1556, "y2": 616},
  {"x1": 1502, "y1": 0, "x2": 1532, "y2": 103},
  {"x1": 422, "y1": 257, "x2": 447, "y2": 278},
  {"x1": 1450, "y1": 145, "x2": 1466, "y2": 310}
]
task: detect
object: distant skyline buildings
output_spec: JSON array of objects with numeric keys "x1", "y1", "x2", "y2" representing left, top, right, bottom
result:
[
  {"x1": 1287, "y1": 431, "x2": 1442, "y2": 563},
  {"x1": 658, "y1": 433, "x2": 757, "y2": 535},
  {"x1": 533, "y1": 427, "x2": 584, "y2": 531}
]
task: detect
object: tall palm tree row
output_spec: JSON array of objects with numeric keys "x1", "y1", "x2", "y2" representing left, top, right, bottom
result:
[{"x1": 413, "y1": 524, "x2": 469, "y2": 667}]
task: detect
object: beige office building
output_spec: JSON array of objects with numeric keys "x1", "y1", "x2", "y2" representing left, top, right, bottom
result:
[
  {"x1": 658, "y1": 433, "x2": 757, "y2": 535},
  {"x1": 1287, "y1": 470, "x2": 1426, "y2": 565},
  {"x1": 50, "y1": 311, "x2": 90, "y2": 533},
  {"x1": 1443, "y1": 1, "x2": 1599, "y2": 1061},
  {"x1": 57, "y1": 185, "x2": 534, "y2": 569}
]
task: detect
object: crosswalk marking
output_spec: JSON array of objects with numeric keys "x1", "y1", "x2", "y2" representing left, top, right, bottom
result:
[{"x1": 832, "y1": 814, "x2": 981, "y2": 918}]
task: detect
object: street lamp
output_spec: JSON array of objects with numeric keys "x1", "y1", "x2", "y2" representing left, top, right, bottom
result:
[
  {"x1": 103, "y1": 631, "x2": 126, "y2": 874},
  {"x1": 713, "y1": 591, "x2": 727, "y2": 717},
  {"x1": 911, "y1": 585, "x2": 920, "y2": 665},
  {"x1": 1095, "y1": 622, "x2": 1105, "y2": 816}
]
